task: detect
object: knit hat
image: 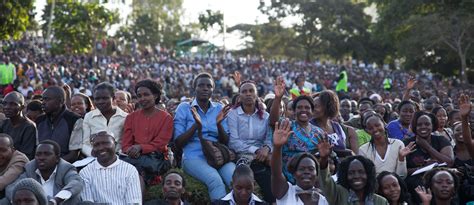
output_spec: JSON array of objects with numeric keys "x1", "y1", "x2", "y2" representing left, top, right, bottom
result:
[{"x1": 12, "y1": 178, "x2": 48, "y2": 205}]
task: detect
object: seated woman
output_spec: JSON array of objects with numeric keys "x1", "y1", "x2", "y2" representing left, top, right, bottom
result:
[
  {"x1": 174, "y1": 73, "x2": 235, "y2": 201},
  {"x1": 359, "y1": 114, "x2": 414, "y2": 177},
  {"x1": 271, "y1": 119, "x2": 329, "y2": 205},
  {"x1": 432, "y1": 107, "x2": 454, "y2": 146},
  {"x1": 269, "y1": 77, "x2": 325, "y2": 183},
  {"x1": 415, "y1": 168, "x2": 459, "y2": 205},
  {"x1": 212, "y1": 164, "x2": 268, "y2": 205},
  {"x1": 356, "y1": 110, "x2": 377, "y2": 146},
  {"x1": 403, "y1": 111, "x2": 454, "y2": 204},
  {"x1": 387, "y1": 100, "x2": 417, "y2": 140},
  {"x1": 227, "y1": 80, "x2": 274, "y2": 203},
  {"x1": 318, "y1": 136, "x2": 388, "y2": 205},
  {"x1": 311, "y1": 90, "x2": 358, "y2": 154},
  {"x1": 121, "y1": 79, "x2": 173, "y2": 185},
  {"x1": 70, "y1": 93, "x2": 94, "y2": 118},
  {"x1": 376, "y1": 171, "x2": 413, "y2": 205}
]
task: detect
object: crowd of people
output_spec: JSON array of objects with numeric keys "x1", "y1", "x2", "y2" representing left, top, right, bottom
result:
[{"x1": 0, "y1": 36, "x2": 473, "y2": 205}]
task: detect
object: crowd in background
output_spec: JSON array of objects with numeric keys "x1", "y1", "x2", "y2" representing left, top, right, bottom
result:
[{"x1": 0, "y1": 36, "x2": 473, "y2": 205}]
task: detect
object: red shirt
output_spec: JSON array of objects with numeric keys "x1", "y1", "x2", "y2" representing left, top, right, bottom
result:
[{"x1": 122, "y1": 109, "x2": 173, "y2": 154}]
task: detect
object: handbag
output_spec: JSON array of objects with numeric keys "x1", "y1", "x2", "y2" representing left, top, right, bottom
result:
[
  {"x1": 121, "y1": 152, "x2": 171, "y2": 185},
  {"x1": 197, "y1": 129, "x2": 236, "y2": 169}
]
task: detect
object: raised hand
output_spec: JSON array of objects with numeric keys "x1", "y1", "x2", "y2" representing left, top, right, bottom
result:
[
  {"x1": 217, "y1": 104, "x2": 231, "y2": 124},
  {"x1": 415, "y1": 186, "x2": 432, "y2": 204},
  {"x1": 317, "y1": 134, "x2": 333, "y2": 159},
  {"x1": 399, "y1": 141, "x2": 416, "y2": 159},
  {"x1": 273, "y1": 119, "x2": 293, "y2": 148},
  {"x1": 406, "y1": 76, "x2": 417, "y2": 90},
  {"x1": 234, "y1": 71, "x2": 242, "y2": 87},
  {"x1": 459, "y1": 94, "x2": 471, "y2": 118},
  {"x1": 191, "y1": 107, "x2": 202, "y2": 129},
  {"x1": 274, "y1": 76, "x2": 286, "y2": 98}
]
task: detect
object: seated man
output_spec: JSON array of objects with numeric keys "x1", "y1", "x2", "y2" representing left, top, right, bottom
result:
[
  {"x1": 80, "y1": 131, "x2": 141, "y2": 204},
  {"x1": 0, "y1": 91, "x2": 37, "y2": 159},
  {"x1": 36, "y1": 86, "x2": 82, "y2": 163},
  {"x1": 144, "y1": 171, "x2": 190, "y2": 205},
  {"x1": 0, "y1": 134, "x2": 29, "y2": 198},
  {"x1": 7, "y1": 140, "x2": 83, "y2": 205}
]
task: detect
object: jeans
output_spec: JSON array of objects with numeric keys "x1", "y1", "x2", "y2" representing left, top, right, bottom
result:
[{"x1": 183, "y1": 158, "x2": 235, "y2": 200}]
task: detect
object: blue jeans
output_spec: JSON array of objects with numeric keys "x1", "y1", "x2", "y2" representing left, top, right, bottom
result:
[{"x1": 182, "y1": 158, "x2": 235, "y2": 200}]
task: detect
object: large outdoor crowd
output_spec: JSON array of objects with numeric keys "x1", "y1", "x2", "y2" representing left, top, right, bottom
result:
[{"x1": 0, "y1": 36, "x2": 473, "y2": 205}]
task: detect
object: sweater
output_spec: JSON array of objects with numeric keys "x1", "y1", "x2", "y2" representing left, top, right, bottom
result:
[
  {"x1": 0, "y1": 151, "x2": 29, "y2": 190},
  {"x1": 359, "y1": 138, "x2": 407, "y2": 178}
]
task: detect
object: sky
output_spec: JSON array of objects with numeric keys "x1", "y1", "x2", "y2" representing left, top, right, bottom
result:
[{"x1": 181, "y1": 0, "x2": 272, "y2": 50}]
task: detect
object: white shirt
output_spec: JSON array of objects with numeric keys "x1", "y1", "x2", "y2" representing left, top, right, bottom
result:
[
  {"x1": 359, "y1": 138, "x2": 407, "y2": 177},
  {"x1": 18, "y1": 86, "x2": 34, "y2": 97},
  {"x1": 221, "y1": 191, "x2": 264, "y2": 205},
  {"x1": 82, "y1": 108, "x2": 128, "y2": 156},
  {"x1": 35, "y1": 167, "x2": 72, "y2": 200},
  {"x1": 276, "y1": 182, "x2": 329, "y2": 205},
  {"x1": 79, "y1": 158, "x2": 142, "y2": 204}
]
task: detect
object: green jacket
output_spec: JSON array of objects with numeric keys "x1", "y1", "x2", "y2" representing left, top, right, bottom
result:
[
  {"x1": 336, "y1": 70, "x2": 348, "y2": 92},
  {"x1": 319, "y1": 167, "x2": 388, "y2": 205},
  {"x1": 0, "y1": 63, "x2": 15, "y2": 85}
]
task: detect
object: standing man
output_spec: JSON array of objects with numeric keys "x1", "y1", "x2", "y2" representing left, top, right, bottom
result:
[
  {"x1": 0, "y1": 91, "x2": 37, "y2": 159},
  {"x1": 36, "y1": 86, "x2": 82, "y2": 163},
  {"x1": 0, "y1": 56, "x2": 16, "y2": 87},
  {"x1": 336, "y1": 66, "x2": 348, "y2": 93},
  {"x1": 80, "y1": 131, "x2": 141, "y2": 204},
  {"x1": 7, "y1": 140, "x2": 83, "y2": 205}
]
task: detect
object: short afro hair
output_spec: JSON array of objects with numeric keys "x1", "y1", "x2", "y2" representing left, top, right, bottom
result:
[
  {"x1": 135, "y1": 79, "x2": 162, "y2": 104},
  {"x1": 292, "y1": 95, "x2": 314, "y2": 111},
  {"x1": 337, "y1": 155, "x2": 376, "y2": 197},
  {"x1": 287, "y1": 152, "x2": 319, "y2": 175},
  {"x1": 411, "y1": 111, "x2": 439, "y2": 134}
]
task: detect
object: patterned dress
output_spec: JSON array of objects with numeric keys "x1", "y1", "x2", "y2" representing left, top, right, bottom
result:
[{"x1": 282, "y1": 121, "x2": 325, "y2": 183}]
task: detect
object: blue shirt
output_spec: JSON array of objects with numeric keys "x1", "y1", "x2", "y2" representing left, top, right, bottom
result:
[
  {"x1": 386, "y1": 119, "x2": 414, "y2": 140},
  {"x1": 227, "y1": 106, "x2": 272, "y2": 154},
  {"x1": 173, "y1": 99, "x2": 229, "y2": 160}
]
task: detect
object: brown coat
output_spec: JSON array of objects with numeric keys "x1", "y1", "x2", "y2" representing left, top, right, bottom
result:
[{"x1": 0, "y1": 150, "x2": 29, "y2": 190}]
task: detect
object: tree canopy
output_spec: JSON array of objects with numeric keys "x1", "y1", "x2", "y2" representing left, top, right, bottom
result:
[
  {"x1": 0, "y1": 0, "x2": 34, "y2": 40},
  {"x1": 42, "y1": 0, "x2": 119, "y2": 54}
]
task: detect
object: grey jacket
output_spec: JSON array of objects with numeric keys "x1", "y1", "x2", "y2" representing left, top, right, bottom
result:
[{"x1": 6, "y1": 158, "x2": 84, "y2": 205}]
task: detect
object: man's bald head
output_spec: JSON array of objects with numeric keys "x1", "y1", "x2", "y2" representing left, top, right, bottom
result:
[
  {"x1": 43, "y1": 86, "x2": 66, "y2": 104},
  {"x1": 4, "y1": 91, "x2": 25, "y2": 106}
]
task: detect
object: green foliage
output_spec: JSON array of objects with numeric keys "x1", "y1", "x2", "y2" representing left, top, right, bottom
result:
[
  {"x1": 116, "y1": 0, "x2": 193, "y2": 48},
  {"x1": 0, "y1": 0, "x2": 34, "y2": 40},
  {"x1": 372, "y1": 0, "x2": 474, "y2": 82},
  {"x1": 198, "y1": 10, "x2": 224, "y2": 32},
  {"x1": 260, "y1": 0, "x2": 372, "y2": 61},
  {"x1": 42, "y1": 0, "x2": 119, "y2": 54},
  {"x1": 228, "y1": 20, "x2": 303, "y2": 59}
]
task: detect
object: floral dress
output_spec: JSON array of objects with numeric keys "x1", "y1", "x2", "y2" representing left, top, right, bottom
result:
[{"x1": 282, "y1": 121, "x2": 325, "y2": 183}]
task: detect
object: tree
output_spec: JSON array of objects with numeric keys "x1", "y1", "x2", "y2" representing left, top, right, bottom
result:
[
  {"x1": 228, "y1": 20, "x2": 303, "y2": 59},
  {"x1": 121, "y1": 0, "x2": 190, "y2": 48},
  {"x1": 259, "y1": 0, "x2": 372, "y2": 61},
  {"x1": 198, "y1": 10, "x2": 224, "y2": 32},
  {"x1": 372, "y1": 0, "x2": 474, "y2": 83},
  {"x1": 0, "y1": 0, "x2": 34, "y2": 40},
  {"x1": 42, "y1": 0, "x2": 119, "y2": 54}
]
